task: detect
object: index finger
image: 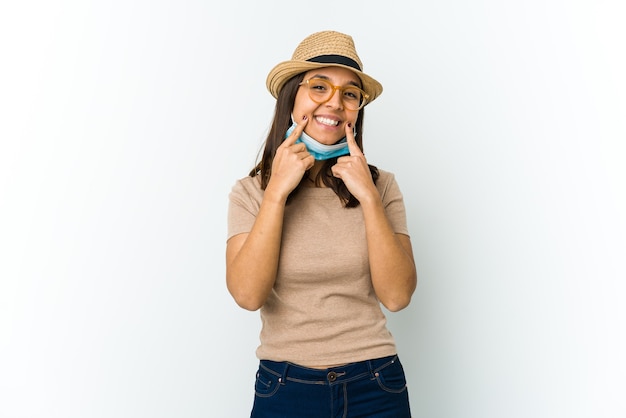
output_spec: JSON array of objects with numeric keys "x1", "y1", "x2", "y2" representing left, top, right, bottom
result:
[
  {"x1": 345, "y1": 122, "x2": 363, "y2": 157},
  {"x1": 281, "y1": 115, "x2": 308, "y2": 147}
]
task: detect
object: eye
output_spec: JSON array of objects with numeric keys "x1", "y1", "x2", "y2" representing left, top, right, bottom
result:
[
  {"x1": 309, "y1": 79, "x2": 329, "y2": 91},
  {"x1": 343, "y1": 88, "x2": 361, "y2": 101}
]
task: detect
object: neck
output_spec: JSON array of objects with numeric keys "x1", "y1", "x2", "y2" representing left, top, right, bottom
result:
[
  {"x1": 306, "y1": 161, "x2": 327, "y2": 187},
  {"x1": 311, "y1": 160, "x2": 325, "y2": 176}
]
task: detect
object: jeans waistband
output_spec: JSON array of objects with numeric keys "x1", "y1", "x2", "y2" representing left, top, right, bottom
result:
[{"x1": 259, "y1": 355, "x2": 399, "y2": 386}]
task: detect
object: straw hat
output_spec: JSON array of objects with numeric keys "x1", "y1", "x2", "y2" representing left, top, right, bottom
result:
[{"x1": 266, "y1": 31, "x2": 383, "y2": 103}]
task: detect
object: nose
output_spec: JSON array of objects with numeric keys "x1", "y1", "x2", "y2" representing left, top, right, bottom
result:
[{"x1": 325, "y1": 87, "x2": 344, "y2": 109}]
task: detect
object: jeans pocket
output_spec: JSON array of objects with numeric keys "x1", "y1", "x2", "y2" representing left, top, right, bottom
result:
[
  {"x1": 374, "y1": 357, "x2": 408, "y2": 394},
  {"x1": 254, "y1": 363, "x2": 282, "y2": 398}
]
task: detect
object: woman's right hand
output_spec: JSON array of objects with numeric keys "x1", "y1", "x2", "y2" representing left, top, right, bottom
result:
[{"x1": 265, "y1": 116, "x2": 314, "y2": 201}]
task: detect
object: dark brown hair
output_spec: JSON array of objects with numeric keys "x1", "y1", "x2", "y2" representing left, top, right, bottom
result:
[{"x1": 249, "y1": 73, "x2": 379, "y2": 207}]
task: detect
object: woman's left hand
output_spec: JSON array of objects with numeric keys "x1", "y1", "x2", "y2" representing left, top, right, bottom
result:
[
  {"x1": 331, "y1": 123, "x2": 378, "y2": 203},
  {"x1": 333, "y1": 124, "x2": 417, "y2": 312}
]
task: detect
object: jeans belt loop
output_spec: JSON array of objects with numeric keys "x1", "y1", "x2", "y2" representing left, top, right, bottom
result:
[
  {"x1": 279, "y1": 362, "x2": 289, "y2": 385},
  {"x1": 367, "y1": 358, "x2": 375, "y2": 379}
]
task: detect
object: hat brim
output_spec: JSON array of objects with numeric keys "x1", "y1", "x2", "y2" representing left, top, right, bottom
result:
[{"x1": 266, "y1": 60, "x2": 383, "y2": 104}]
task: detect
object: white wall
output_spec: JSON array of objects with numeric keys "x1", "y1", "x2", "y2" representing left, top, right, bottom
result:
[{"x1": 1, "y1": 1, "x2": 624, "y2": 417}]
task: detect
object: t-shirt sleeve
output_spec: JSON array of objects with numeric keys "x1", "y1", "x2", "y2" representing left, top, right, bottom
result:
[
  {"x1": 227, "y1": 177, "x2": 262, "y2": 240},
  {"x1": 379, "y1": 172, "x2": 410, "y2": 236}
]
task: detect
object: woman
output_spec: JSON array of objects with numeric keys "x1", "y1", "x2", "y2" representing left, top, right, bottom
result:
[{"x1": 226, "y1": 30, "x2": 417, "y2": 418}]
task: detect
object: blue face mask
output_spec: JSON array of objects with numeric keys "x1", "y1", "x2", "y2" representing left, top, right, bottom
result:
[{"x1": 285, "y1": 121, "x2": 350, "y2": 161}]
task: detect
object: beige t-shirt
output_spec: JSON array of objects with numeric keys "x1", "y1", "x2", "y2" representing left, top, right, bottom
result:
[{"x1": 227, "y1": 169, "x2": 409, "y2": 367}]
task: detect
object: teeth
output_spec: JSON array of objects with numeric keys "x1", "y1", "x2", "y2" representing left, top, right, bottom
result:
[{"x1": 316, "y1": 116, "x2": 339, "y2": 126}]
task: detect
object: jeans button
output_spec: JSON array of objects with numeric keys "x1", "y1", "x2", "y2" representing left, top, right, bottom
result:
[{"x1": 327, "y1": 371, "x2": 337, "y2": 382}]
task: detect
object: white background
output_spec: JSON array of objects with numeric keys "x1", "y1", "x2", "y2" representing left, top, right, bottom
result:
[{"x1": 1, "y1": 1, "x2": 625, "y2": 417}]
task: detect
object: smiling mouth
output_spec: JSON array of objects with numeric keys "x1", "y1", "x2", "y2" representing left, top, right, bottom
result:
[{"x1": 315, "y1": 116, "x2": 340, "y2": 127}]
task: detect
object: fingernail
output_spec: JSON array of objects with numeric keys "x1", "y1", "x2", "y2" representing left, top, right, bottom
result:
[
  {"x1": 347, "y1": 122, "x2": 352, "y2": 128},
  {"x1": 302, "y1": 115, "x2": 307, "y2": 121}
]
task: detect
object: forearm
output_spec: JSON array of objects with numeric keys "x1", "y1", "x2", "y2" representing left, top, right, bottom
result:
[
  {"x1": 226, "y1": 190, "x2": 287, "y2": 311},
  {"x1": 360, "y1": 195, "x2": 417, "y2": 312}
]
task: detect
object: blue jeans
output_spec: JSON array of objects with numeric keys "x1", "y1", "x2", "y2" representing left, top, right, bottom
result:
[{"x1": 250, "y1": 355, "x2": 411, "y2": 418}]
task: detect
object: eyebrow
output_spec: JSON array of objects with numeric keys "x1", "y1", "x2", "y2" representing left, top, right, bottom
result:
[{"x1": 310, "y1": 74, "x2": 362, "y2": 88}]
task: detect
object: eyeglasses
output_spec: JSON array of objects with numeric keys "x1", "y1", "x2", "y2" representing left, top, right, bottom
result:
[{"x1": 299, "y1": 78, "x2": 369, "y2": 111}]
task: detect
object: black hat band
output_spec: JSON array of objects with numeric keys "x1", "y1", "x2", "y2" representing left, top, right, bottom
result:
[{"x1": 306, "y1": 55, "x2": 362, "y2": 71}]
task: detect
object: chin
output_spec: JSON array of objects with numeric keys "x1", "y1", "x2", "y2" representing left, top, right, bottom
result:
[{"x1": 319, "y1": 134, "x2": 346, "y2": 145}]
